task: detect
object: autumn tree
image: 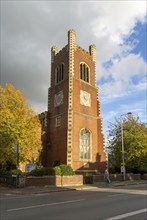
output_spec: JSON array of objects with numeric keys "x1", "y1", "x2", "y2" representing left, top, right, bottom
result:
[
  {"x1": 0, "y1": 84, "x2": 43, "y2": 171},
  {"x1": 108, "y1": 114, "x2": 147, "y2": 173}
]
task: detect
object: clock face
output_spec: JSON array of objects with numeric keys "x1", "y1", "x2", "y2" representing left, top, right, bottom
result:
[
  {"x1": 80, "y1": 90, "x2": 91, "y2": 107},
  {"x1": 54, "y1": 91, "x2": 63, "y2": 107}
]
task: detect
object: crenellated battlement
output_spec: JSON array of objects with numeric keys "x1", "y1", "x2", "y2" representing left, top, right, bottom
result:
[
  {"x1": 75, "y1": 45, "x2": 93, "y2": 60},
  {"x1": 68, "y1": 29, "x2": 76, "y2": 44},
  {"x1": 51, "y1": 30, "x2": 96, "y2": 63},
  {"x1": 52, "y1": 44, "x2": 94, "y2": 61},
  {"x1": 52, "y1": 45, "x2": 68, "y2": 60},
  {"x1": 51, "y1": 46, "x2": 58, "y2": 63},
  {"x1": 89, "y1": 44, "x2": 96, "y2": 62}
]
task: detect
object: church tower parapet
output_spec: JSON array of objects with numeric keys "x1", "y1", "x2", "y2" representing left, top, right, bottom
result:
[
  {"x1": 51, "y1": 46, "x2": 58, "y2": 63},
  {"x1": 89, "y1": 44, "x2": 96, "y2": 86},
  {"x1": 89, "y1": 44, "x2": 96, "y2": 62}
]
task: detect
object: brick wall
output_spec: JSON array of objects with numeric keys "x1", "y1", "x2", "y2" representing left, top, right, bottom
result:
[
  {"x1": 72, "y1": 47, "x2": 107, "y2": 171},
  {"x1": 93, "y1": 174, "x2": 142, "y2": 183},
  {"x1": 45, "y1": 46, "x2": 69, "y2": 167},
  {"x1": 25, "y1": 175, "x2": 83, "y2": 187},
  {"x1": 141, "y1": 174, "x2": 147, "y2": 180}
]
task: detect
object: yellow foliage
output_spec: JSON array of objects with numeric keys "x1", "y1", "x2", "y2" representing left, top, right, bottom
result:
[{"x1": 0, "y1": 84, "x2": 42, "y2": 171}]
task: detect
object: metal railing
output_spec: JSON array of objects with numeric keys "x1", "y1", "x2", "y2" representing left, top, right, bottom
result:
[{"x1": 0, "y1": 174, "x2": 19, "y2": 187}]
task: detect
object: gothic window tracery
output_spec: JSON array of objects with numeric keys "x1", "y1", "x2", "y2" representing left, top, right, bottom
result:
[{"x1": 79, "y1": 128, "x2": 91, "y2": 160}]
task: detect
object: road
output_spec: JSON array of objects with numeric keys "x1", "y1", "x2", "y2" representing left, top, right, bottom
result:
[{"x1": 1, "y1": 184, "x2": 146, "y2": 220}]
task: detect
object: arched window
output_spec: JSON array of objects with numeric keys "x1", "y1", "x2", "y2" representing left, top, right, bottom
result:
[
  {"x1": 80, "y1": 63, "x2": 90, "y2": 83},
  {"x1": 55, "y1": 63, "x2": 64, "y2": 84},
  {"x1": 79, "y1": 128, "x2": 91, "y2": 160}
]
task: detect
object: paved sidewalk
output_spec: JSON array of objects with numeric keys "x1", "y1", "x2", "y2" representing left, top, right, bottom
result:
[
  {"x1": 74, "y1": 180, "x2": 147, "y2": 190},
  {"x1": 94, "y1": 180, "x2": 147, "y2": 187},
  {"x1": 0, "y1": 180, "x2": 146, "y2": 196},
  {"x1": 0, "y1": 184, "x2": 75, "y2": 196}
]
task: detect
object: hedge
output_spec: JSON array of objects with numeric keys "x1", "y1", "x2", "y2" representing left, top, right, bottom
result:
[{"x1": 27, "y1": 165, "x2": 75, "y2": 176}]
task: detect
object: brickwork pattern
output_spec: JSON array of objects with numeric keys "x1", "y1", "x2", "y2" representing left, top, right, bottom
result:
[{"x1": 26, "y1": 175, "x2": 83, "y2": 186}]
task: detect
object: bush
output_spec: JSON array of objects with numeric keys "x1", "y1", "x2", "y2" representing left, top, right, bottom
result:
[
  {"x1": 59, "y1": 165, "x2": 75, "y2": 176},
  {"x1": 53, "y1": 166, "x2": 62, "y2": 176},
  {"x1": 27, "y1": 168, "x2": 45, "y2": 176},
  {"x1": 26, "y1": 165, "x2": 75, "y2": 176},
  {"x1": 27, "y1": 167, "x2": 56, "y2": 176}
]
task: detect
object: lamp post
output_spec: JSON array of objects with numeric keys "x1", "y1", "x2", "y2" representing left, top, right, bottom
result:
[
  {"x1": 120, "y1": 112, "x2": 132, "y2": 181},
  {"x1": 120, "y1": 120, "x2": 125, "y2": 181}
]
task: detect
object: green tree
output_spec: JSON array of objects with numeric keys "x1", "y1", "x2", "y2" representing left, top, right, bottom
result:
[
  {"x1": 0, "y1": 84, "x2": 43, "y2": 171},
  {"x1": 108, "y1": 114, "x2": 147, "y2": 173}
]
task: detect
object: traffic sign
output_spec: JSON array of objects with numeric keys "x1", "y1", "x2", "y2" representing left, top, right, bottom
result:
[{"x1": 121, "y1": 166, "x2": 126, "y2": 173}]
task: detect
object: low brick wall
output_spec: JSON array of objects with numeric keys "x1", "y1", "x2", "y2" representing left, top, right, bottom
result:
[
  {"x1": 59, "y1": 175, "x2": 83, "y2": 186},
  {"x1": 141, "y1": 174, "x2": 147, "y2": 180},
  {"x1": 126, "y1": 174, "x2": 141, "y2": 181},
  {"x1": 92, "y1": 173, "x2": 142, "y2": 184},
  {"x1": 26, "y1": 176, "x2": 56, "y2": 186},
  {"x1": 109, "y1": 174, "x2": 123, "y2": 181},
  {"x1": 17, "y1": 173, "x2": 147, "y2": 187},
  {"x1": 25, "y1": 175, "x2": 83, "y2": 187}
]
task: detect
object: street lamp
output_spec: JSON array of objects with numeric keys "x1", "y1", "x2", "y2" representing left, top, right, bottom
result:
[
  {"x1": 120, "y1": 120, "x2": 125, "y2": 181},
  {"x1": 120, "y1": 112, "x2": 132, "y2": 181}
]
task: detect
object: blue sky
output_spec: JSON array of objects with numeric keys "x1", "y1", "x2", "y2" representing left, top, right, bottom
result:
[
  {"x1": 99, "y1": 20, "x2": 146, "y2": 139},
  {"x1": 129, "y1": 22, "x2": 146, "y2": 61},
  {"x1": 1, "y1": 1, "x2": 146, "y2": 142}
]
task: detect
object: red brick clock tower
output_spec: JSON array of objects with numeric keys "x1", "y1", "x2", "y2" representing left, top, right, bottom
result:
[{"x1": 43, "y1": 30, "x2": 107, "y2": 173}]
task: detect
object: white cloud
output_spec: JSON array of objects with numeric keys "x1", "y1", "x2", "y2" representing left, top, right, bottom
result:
[
  {"x1": 99, "y1": 81, "x2": 126, "y2": 99},
  {"x1": 92, "y1": 1, "x2": 146, "y2": 43},
  {"x1": 98, "y1": 53, "x2": 146, "y2": 102},
  {"x1": 1, "y1": 1, "x2": 146, "y2": 114},
  {"x1": 111, "y1": 54, "x2": 145, "y2": 81}
]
